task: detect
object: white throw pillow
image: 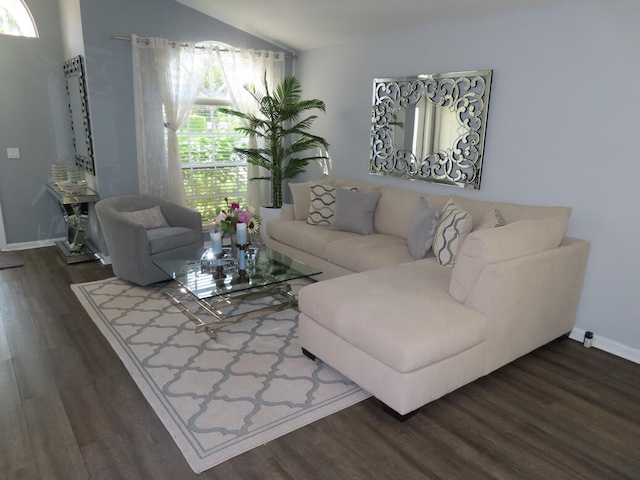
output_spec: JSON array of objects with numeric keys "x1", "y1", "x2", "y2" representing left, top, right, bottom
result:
[
  {"x1": 449, "y1": 215, "x2": 569, "y2": 303},
  {"x1": 289, "y1": 181, "x2": 311, "y2": 221},
  {"x1": 121, "y1": 205, "x2": 169, "y2": 229},
  {"x1": 432, "y1": 199, "x2": 473, "y2": 267}
]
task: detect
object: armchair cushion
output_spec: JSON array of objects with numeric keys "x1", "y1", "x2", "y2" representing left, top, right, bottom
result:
[{"x1": 147, "y1": 227, "x2": 198, "y2": 255}]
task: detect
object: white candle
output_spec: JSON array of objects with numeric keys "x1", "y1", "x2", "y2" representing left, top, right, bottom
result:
[
  {"x1": 237, "y1": 222, "x2": 247, "y2": 244},
  {"x1": 211, "y1": 231, "x2": 222, "y2": 253}
]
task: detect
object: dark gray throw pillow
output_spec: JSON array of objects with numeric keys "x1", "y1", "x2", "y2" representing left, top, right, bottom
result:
[
  {"x1": 407, "y1": 196, "x2": 438, "y2": 260},
  {"x1": 330, "y1": 188, "x2": 381, "y2": 235}
]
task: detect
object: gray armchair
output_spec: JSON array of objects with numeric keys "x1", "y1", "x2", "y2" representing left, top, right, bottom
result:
[{"x1": 96, "y1": 194, "x2": 204, "y2": 286}]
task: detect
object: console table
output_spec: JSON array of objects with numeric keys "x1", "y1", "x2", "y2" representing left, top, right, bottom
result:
[{"x1": 46, "y1": 182, "x2": 99, "y2": 263}]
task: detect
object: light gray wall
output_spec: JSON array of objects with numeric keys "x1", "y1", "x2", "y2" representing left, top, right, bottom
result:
[
  {"x1": 295, "y1": 0, "x2": 640, "y2": 353},
  {"x1": 78, "y1": 0, "x2": 293, "y2": 253},
  {"x1": 0, "y1": 0, "x2": 291, "y2": 249},
  {"x1": 0, "y1": 0, "x2": 70, "y2": 245}
]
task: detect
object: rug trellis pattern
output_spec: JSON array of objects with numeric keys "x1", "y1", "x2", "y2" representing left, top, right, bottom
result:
[{"x1": 72, "y1": 277, "x2": 369, "y2": 473}]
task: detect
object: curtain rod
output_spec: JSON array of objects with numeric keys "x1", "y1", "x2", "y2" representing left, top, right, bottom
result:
[{"x1": 112, "y1": 35, "x2": 295, "y2": 59}]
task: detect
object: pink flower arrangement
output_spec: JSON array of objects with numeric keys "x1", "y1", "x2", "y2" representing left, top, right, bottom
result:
[{"x1": 214, "y1": 198, "x2": 260, "y2": 236}]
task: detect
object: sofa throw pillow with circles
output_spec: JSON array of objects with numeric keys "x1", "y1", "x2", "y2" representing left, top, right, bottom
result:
[
  {"x1": 307, "y1": 184, "x2": 356, "y2": 226},
  {"x1": 433, "y1": 198, "x2": 473, "y2": 267}
]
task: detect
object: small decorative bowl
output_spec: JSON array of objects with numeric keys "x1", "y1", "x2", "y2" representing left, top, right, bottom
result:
[{"x1": 56, "y1": 180, "x2": 88, "y2": 194}]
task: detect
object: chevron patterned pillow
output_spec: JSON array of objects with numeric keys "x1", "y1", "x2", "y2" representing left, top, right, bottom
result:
[
  {"x1": 306, "y1": 184, "x2": 357, "y2": 226},
  {"x1": 433, "y1": 199, "x2": 473, "y2": 267},
  {"x1": 306, "y1": 184, "x2": 337, "y2": 226}
]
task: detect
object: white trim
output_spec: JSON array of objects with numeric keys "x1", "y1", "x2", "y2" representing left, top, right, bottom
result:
[
  {"x1": 2, "y1": 237, "x2": 64, "y2": 251},
  {"x1": 0, "y1": 202, "x2": 6, "y2": 250},
  {"x1": 570, "y1": 327, "x2": 640, "y2": 365}
]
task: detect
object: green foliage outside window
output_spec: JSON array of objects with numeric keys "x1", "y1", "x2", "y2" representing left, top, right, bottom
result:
[{"x1": 177, "y1": 106, "x2": 249, "y2": 223}]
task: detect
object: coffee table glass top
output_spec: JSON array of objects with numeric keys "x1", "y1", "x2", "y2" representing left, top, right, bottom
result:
[{"x1": 154, "y1": 246, "x2": 321, "y2": 300}]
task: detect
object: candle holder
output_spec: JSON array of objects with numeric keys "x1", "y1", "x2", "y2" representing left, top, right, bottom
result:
[
  {"x1": 235, "y1": 268, "x2": 249, "y2": 284},
  {"x1": 214, "y1": 265, "x2": 225, "y2": 279},
  {"x1": 237, "y1": 243, "x2": 249, "y2": 271}
]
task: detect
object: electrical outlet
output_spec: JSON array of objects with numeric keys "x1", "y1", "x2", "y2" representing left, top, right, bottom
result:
[{"x1": 6, "y1": 148, "x2": 20, "y2": 159}]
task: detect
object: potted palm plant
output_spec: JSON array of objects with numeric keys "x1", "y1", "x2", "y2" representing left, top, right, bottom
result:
[{"x1": 219, "y1": 73, "x2": 330, "y2": 210}]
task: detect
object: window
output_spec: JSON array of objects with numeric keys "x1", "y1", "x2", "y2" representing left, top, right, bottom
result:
[
  {"x1": 0, "y1": 0, "x2": 38, "y2": 38},
  {"x1": 177, "y1": 61, "x2": 249, "y2": 225}
]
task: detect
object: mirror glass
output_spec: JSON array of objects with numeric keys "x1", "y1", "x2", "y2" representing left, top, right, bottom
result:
[
  {"x1": 64, "y1": 55, "x2": 95, "y2": 175},
  {"x1": 370, "y1": 70, "x2": 492, "y2": 189}
]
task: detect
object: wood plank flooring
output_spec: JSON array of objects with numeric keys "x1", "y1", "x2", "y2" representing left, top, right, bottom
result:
[{"x1": 1, "y1": 246, "x2": 639, "y2": 479}]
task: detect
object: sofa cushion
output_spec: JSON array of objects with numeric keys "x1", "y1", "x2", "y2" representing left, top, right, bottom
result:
[
  {"x1": 298, "y1": 261, "x2": 487, "y2": 373},
  {"x1": 147, "y1": 227, "x2": 197, "y2": 254},
  {"x1": 433, "y1": 199, "x2": 473, "y2": 267},
  {"x1": 449, "y1": 215, "x2": 569, "y2": 303},
  {"x1": 268, "y1": 219, "x2": 359, "y2": 258},
  {"x1": 374, "y1": 186, "x2": 423, "y2": 239},
  {"x1": 121, "y1": 205, "x2": 169, "y2": 229},
  {"x1": 407, "y1": 196, "x2": 439, "y2": 260},
  {"x1": 325, "y1": 234, "x2": 415, "y2": 272},
  {"x1": 330, "y1": 189, "x2": 381, "y2": 235},
  {"x1": 449, "y1": 194, "x2": 572, "y2": 225},
  {"x1": 333, "y1": 177, "x2": 383, "y2": 193}
]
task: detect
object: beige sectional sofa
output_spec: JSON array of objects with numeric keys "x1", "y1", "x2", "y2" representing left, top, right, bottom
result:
[{"x1": 266, "y1": 177, "x2": 590, "y2": 416}]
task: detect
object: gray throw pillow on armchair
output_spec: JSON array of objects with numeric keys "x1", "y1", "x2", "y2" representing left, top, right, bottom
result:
[
  {"x1": 330, "y1": 188, "x2": 381, "y2": 235},
  {"x1": 407, "y1": 196, "x2": 438, "y2": 260}
]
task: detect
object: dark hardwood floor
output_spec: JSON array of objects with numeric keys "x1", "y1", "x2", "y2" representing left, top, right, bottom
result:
[{"x1": 1, "y1": 246, "x2": 639, "y2": 479}]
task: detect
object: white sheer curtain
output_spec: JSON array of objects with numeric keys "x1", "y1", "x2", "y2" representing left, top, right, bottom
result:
[
  {"x1": 132, "y1": 35, "x2": 210, "y2": 204},
  {"x1": 215, "y1": 47, "x2": 285, "y2": 211}
]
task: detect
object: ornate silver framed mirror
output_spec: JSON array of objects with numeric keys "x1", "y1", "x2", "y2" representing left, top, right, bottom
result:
[
  {"x1": 64, "y1": 55, "x2": 95, "y2": 175},
  {"x1": 370, "y1": 69, "x2": 492, "y2": 189}
]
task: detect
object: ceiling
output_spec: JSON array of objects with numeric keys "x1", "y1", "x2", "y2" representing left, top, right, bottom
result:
[{"x1": 175, "y1": 0, "x2": 579, "y2": 52}]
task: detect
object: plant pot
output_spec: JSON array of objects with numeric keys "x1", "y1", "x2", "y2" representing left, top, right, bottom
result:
[{"x1": 259, "y1": 205, "x2": 282, "y2": 245}]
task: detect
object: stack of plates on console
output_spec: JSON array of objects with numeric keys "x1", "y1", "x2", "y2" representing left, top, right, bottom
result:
[{"x1": 51, "y1": 163, "x2": 69, "y2": 183}]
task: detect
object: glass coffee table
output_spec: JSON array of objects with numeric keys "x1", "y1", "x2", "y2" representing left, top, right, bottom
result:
[{"x1": 154, "y1": 246, "x2": 321, "y2": 339}]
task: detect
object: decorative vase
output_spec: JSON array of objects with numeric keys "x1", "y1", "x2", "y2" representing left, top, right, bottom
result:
[{"x1": 259, "y1": 205, "x2": 282, "y2": 245}]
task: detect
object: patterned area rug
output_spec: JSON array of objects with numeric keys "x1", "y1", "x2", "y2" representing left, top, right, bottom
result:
[
  {"x1": 72, "y1": 277, "x2": 369, "y2": 473},
  {"x1": 0, "y1": 251, "x2": 24, "y2": 269}
]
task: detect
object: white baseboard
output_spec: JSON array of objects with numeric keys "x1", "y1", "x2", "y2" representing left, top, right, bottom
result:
[
  {"x1": 570, "y1": 327, "x2": 640, "y2": 365},
  {"x1": 2, "y1": 237, "x2": 64, "y2": 251}
]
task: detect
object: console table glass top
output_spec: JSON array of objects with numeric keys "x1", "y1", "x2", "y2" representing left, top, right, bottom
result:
[{"x1": 153, "y1": 246, "x2": 321, "y2": 338}]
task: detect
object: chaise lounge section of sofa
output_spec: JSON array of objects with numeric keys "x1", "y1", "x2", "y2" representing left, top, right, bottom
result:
[{"x1": 266, "y1": 177, "x2": 590, "y2": 416}]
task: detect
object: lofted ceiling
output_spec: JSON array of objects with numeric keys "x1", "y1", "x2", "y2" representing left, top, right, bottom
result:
[{"x1": 175, "y1": 0, "x2": 579, "y2": 52}]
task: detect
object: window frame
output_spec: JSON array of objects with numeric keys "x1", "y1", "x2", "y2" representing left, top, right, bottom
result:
[{"x1": 0, "y1": 0, "x2": 38, "y2": 38}]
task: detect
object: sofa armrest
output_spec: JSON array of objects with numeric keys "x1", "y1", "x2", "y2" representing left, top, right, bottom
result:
[
  {"x1": 463, "y1": 237, "x2": 590, "y2": 374},
  {"x1": 280, "y1": 204, "x2": 295, "y2": 221}
]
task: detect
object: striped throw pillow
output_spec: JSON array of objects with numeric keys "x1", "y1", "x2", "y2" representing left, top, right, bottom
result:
[{"x1": 433, "y1": 199, "x2": 473, "y2": 267}]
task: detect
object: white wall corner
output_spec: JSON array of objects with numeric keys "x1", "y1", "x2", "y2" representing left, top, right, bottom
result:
[{"x1": 570, "y1": 327, "x2": 640, "y2": 365}]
